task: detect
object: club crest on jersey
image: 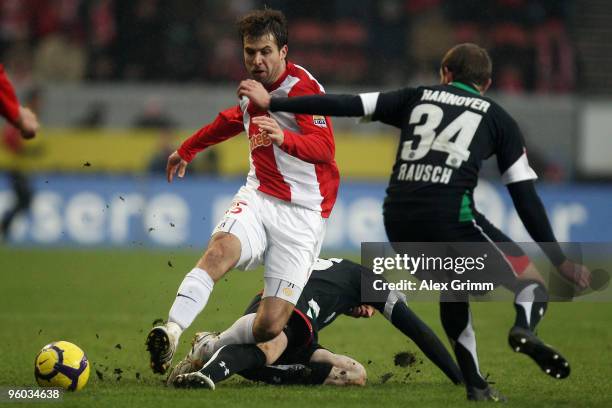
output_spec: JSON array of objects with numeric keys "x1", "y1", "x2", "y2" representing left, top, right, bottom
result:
[
  {"x1": 249, "y1": 128, "x2": 272, "y2": 151},
  {"x1": 313, "y1": 115, "x2": 327, "y2": 128}
]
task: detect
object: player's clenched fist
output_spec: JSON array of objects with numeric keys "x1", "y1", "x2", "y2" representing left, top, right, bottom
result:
[
  {"x1": 238, "y1": 79, "x2": 271, "y2": 111},
  {"x1": 252, "y1": 116, "x2": 284, "y2": 146},
  {"x1": 166, "y1": 150, "x2": 188, "y2": 183}
]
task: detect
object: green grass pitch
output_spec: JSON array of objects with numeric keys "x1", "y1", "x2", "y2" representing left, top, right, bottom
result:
[{"x1": 1, "y1": 248, "x2": 610, "y2": 407}]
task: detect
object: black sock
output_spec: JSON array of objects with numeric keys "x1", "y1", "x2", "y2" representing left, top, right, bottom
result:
[
  {"x1": 241, "y1": 362, "x2": 333, "y2": 385},
  {"x1": 199, "y1": 344, "x2": 266, "y2": 384},
  {"x1": 390, "y1": 301, "x2": 463, "y2": 385},
  {"x1": 513, "y1": 280, "x2": 548, "y2": 331},
  {"x1": 440, "y1": 301, "x2": 488, "y2": 389}
]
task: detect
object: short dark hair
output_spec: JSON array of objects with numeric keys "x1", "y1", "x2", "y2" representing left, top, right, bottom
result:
[
  {"x1": 441, "y1": 43, "x2": 492, "y2": 87},
  {"x1": 237, "y1": 9, "x2": 288, "y2": 48}
]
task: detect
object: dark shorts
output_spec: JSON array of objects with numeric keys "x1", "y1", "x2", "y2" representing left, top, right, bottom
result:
[
  {"x1": 384, "y1": 212, "x2": 530, "y2": 291},
  {"x1": 243, "y1": 293, "x2": 320, "y2": 365}
]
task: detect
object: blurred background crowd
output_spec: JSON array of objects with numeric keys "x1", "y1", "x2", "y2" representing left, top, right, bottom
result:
[
  {"x1": 0, "y1": 0, "x2": 604, "y2": 92},
  {"x1": 0, "y1": 0, "x2": 611, "y2": 180}
]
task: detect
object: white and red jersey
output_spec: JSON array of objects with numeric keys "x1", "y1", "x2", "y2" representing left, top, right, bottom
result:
[{"x1": 178, "y1": 62, "x2": 339, "y2": 218}]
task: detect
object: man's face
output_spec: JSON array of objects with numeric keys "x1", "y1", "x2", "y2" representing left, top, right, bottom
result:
[{"x1": 243, "y1": 33, "x2": 287, "y2": 86}]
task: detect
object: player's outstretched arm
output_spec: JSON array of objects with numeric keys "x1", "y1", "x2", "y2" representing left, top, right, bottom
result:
[
  {"x1": 507, "y1": 180, "x2": 591, "y2": 289},
  {"x1": 239, "y1": 78, "x2": 364, "y2": 117},
  {"x1": 170, "y1": 105, "x2": 245, "y2": 183}
]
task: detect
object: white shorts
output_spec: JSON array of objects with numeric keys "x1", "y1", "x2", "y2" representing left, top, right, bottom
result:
[{"x1": 212, "y1": 186, "x2": 326, "y2": 298}]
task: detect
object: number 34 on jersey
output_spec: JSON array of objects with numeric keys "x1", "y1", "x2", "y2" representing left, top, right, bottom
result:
[{"x1": 397, "y1": 103, "x2": 483, "y2": 184}]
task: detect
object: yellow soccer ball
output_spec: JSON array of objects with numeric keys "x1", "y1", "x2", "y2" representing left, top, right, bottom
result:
[{"x1": 34, "y1": 341, "x2": 90, "y2": 391}]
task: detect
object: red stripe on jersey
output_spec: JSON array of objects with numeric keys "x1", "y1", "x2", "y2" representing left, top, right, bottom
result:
[
  {"x1": 505, "y1": 254, "x2": 530, "y2": 276},
  {"x1": 286, "y1": 65, "x2": 339, "y2": 218},
  {"x1": 249, "y1": 111, "x2": 291, "y2": 201}
]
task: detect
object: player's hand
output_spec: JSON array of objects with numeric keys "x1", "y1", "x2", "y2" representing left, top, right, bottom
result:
[
  {"x1": 166, "y1": 150, "x2": 188, "y2": 183},
  {"x1": 238, "y1": 79, "x2": 271, "y2": 111},
  {"x1": 557, "y1": 260, "x2": 591, "y2": 290},
  {"x1": 252, "y1": 116, "x2": 284, "y2": 146},
  {"x1": 347, "y1": 305, "x2": 376, "y2": 318},
  {"x1": 17, "y1": 106, "x2": 39, "y2": 139}
]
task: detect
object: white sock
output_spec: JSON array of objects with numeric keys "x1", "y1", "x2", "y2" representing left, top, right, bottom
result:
[
  {"x1": 166, "y1": 321, "x2": 183, "y2": 344},
  {"x1": 168, "y1": 267, "x2": 215, "y2": 332},
  {"x1": 212, "y1": 313, "x2": 257, "y2": 352}
]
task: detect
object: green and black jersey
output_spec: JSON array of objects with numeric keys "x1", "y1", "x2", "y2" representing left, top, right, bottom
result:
[
  {"x1": 269, "y1": 81, "x2": 564, "y2": 265},
  {"x1": 360, "y1": 82, "x2": 537, "y2": 222}
]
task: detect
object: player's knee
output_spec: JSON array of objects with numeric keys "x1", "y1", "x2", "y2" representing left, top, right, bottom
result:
[
  {"x1": 253, "y1": 309, "x2": 286, "y2": 343},
  {"x1": 252, "y1": 319, "x2": 284, "y2": 343},
  {"x1": 202, "y1": 243, "x2": 224, "y2": 265},
  {"x1": 254, "y1": 296, "x2": 294, "y2": 342}
]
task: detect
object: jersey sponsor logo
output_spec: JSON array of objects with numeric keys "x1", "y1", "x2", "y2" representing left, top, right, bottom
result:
[
  {"x1": 312, "y1": 115, "x2": 327, "y2": 128},
  {"x1": 397, "y1": 163, "x2": 453, "y2": 184},
  {"x1": 282, "y1": 287, "x2": 294, "y2": 298},
  {"x1": 421, "y1": 89, "x2": 491, "y2": 113},
  {"x1": 249, "y1": 128, "x2": 272, "y2": 152}
]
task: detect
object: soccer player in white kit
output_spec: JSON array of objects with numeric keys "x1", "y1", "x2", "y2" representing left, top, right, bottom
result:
[{"x1": 146, "y1": 9, "x2": 339, "y2": 374}]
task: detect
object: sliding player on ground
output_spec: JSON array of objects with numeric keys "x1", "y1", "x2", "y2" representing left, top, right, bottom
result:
[{"x1": 168, "y1": 258, "x2": 463, "y2": 389}]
